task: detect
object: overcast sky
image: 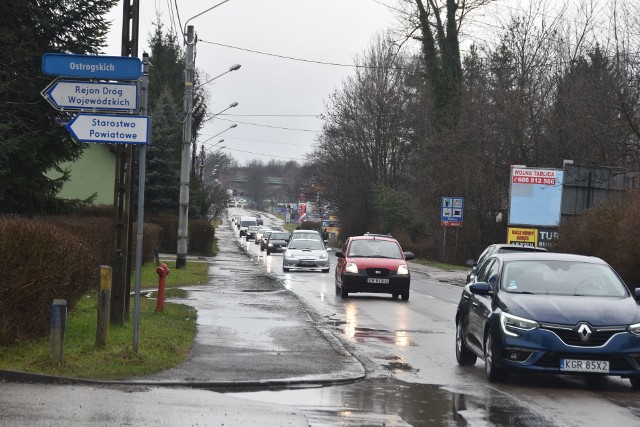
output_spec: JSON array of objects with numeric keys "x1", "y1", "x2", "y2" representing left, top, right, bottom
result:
[
  {"x1": 102, "y1": 1, "x2": 584, "y2": 166},
  {"x1": 104, "y1": 0, "x2": 398, "y2": 166}
]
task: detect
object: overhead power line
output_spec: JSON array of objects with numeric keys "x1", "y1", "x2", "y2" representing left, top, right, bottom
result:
[
  {"x1": 199, "y1": 39, "x2": 405, "y2": 70},
  {"x1": 215, "y1": 117, "x2": 320, "y2": 133}
]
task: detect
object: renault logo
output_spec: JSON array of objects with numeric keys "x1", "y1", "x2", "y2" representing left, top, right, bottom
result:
[
  {"x1": 577, "y1": 323, "x2": 592, "y2": 342},
  {"x1": 375, "y1": 270, "x2": 382, "y2": 275}
]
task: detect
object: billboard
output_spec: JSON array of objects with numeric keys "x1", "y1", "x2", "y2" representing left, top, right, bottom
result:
[{"x1": 509, "y1": 166, "x2": 563, "y2": 227}]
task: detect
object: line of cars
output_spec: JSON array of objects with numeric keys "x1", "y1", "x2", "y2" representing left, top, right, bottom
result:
[
  {"x1": 231, "y1": 214, "x2": 331, "y2": 273},
  {"x1": 231, "y1": 212, "x2": 640, "y2": 388}
]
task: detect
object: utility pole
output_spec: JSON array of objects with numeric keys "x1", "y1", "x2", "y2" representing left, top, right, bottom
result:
[
  {"x1": 177, "y1": 25, "x2": 195, "y2": 269},
  {"x1": 111, "y1": 0, "x2": 139, "y2": 324}
]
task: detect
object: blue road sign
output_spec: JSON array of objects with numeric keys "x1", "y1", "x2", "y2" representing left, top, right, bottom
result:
[
  {"x1": 441, "y1": 196, "x2": 464, "y2": 227},
  {"x1": 42, "y1": 53, "x2": 142, "y2": 80},
  {"x1": 66, "y1": 113, "x2": 150, "y2": 145},
  {"x1": 42, "y1": 79, "x2": 139, "y2": 113}
]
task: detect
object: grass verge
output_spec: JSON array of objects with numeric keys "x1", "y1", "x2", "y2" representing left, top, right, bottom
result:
[
  {"x1": 0, "y1": 295, "x2": 196, "y2": 380},
  {"x1": 0, "y1": 260, "x2": 209, "y2": 379},
  {"x1": 137, "y1": 260, "x2": 210, "y2": 289}
]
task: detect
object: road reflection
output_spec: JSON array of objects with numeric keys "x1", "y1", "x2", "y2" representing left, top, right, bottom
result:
[{"x1": 227, "y1": 378, "x2": 551, "y2": 426}]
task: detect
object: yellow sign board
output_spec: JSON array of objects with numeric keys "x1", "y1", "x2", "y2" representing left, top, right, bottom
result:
[{"x1": 507, "y1": 227, "x2": 538, "y2": 247}]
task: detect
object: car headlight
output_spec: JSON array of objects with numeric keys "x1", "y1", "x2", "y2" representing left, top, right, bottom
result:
[
  {"x1": 285, "y1": 251, "x2": 293, "y2": 257},
  {"x1": 320, "y1": 252, "x2": 328, "y2": 259},
  {"x1": 500, "y1": 312, "x2": 539, "y2": 337},
  {"x1": 629, "y1": 323, "x2": 640, "y2": 336},
  {"x1": 345, "y1": 262, "x2": 358, "y2": 273},
  {"x1": 397, "y1": 264, "x2": 409, "y2": 275},
  {"x1": 268, "y1": 243, "x2": 273, "y2": 247}
]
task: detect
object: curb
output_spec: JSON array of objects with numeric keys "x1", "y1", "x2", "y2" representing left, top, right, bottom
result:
[{"x1": 0, "y1": 369, "x2": 365, "y2": 391}]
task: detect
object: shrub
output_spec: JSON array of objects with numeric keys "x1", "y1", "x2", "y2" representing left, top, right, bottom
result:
[
  {"x1": 555, "y1": 190, "x2": 640, "y2": 290},
  {"x1": 188, "y1": 218, "x2": 215, "y2": 255},
  {"x1": 0, "y1": 215, "x2": 161, "y2": 345},
  {"x1": 146, "y1": 214, "x2": 214, "y2": 256},
  {"x1": 0, "y1": 217, "x2": 98, "y2": 345}
]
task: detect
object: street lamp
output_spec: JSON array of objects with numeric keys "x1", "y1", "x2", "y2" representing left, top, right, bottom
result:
[
  {"x1": 202, "y1": 101, "x2": 239, "y2": 124},
  {"x1": 201, "y1": 123, "x2": 237, "y2": 145},
  {"x1": 196, "y1": 64, "x2": 241, "y2": 90}
]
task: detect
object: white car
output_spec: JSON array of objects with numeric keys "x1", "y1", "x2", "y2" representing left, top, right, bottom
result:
[{"x1": 283, "y1": 239, "x2": 330, "y2": 273}]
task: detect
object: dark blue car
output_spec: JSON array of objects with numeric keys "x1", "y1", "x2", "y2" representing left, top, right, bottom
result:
[{"x1": 455, "y1": 252, "x2": 640, "y2": 388}]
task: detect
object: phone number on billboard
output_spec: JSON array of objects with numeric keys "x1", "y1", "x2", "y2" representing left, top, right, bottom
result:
[{"x1": 512, "y1": 176, "x2": 556, "y2": 185}]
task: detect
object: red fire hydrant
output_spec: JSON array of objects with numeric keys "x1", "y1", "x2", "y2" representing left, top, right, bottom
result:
[{"x1": 155, "y1": 263, "x2": 170, "y2": 313}]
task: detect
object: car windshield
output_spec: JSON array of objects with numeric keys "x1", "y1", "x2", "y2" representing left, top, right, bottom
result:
[
  {"x1": 348, "y1": 240, "x2": 403, "y2": 259},
  {"x1": 293, "y1": 232, "x2": 321, "y2": 240},
  {"x1": 241, "y1": 220, "x2": 256, "y2": 227},
  {"x1": 269, "y1": 233, "x2": 289, "y2": 240},
  {"x1": 502, "y1": 260, "x2": 629, "y2": 297},
  {"x1": 289, "y1": 240, "x2": 325, "y2": 250}
]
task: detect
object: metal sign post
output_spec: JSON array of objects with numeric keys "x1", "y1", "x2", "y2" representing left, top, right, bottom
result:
[
  {"x1": 441, "y1": 196, "x2": 464, "y2": 263},
  {"x1": 132, "y1": 53, "x2": 150, "y2": 353}
]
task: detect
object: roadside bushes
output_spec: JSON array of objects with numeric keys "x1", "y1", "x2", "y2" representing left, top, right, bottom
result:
[
  {"x1": 0, "y1": 217, "x2": 98, "y2": 345},
  {"x1": 555, "y1": 190, "x2": 640, "y2": 290},
  {"x1": 148, "y1": 214, "x2": 214, "y2": 255},
  {"x1": 0, "y1": 215, "x2": 160, "y2": 345}
]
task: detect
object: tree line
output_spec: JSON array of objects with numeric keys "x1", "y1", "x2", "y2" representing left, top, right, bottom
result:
[{"x1": 310, "y1": 0, "x2": 640, "y2": 261}]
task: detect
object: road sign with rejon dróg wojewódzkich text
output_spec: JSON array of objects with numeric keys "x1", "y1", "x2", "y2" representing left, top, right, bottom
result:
[{"x1": 42, "y1": 79, "x2": 139, "y2": 113}]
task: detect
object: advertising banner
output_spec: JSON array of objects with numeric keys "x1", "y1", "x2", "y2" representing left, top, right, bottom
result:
[
  {"x1": 507, "y1": 227, "x2": 538, "y2": 247},
  {"x1": 509, "y1": 167, "x2": 563, "y2": 226}
]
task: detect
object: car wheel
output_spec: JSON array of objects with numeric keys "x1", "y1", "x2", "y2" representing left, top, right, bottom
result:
[
  {"x1": 392, "y1": 293, "x2": 399, "y2": 299},
  {"x1": 340, "y1": 285, "x2": 349, "y2": 299},
  {"x1": 283, "y1": 266, "x2": 289, "y2": 272},
  {"x1": 630, "y1": 376, "x2": 640, "y2": 390},
  {"x1": 322, "y1": 268, "x2": 330, "y2": 273},
  {"x1": 456, "y1": 321, "x2": 477, "y2": 366},
  {"x1": 484, "y1": 332, "x2": 508, "y2": 383},
  {"x1": 401, "y1": 291, "x2": 409, "y2": 301},
  {"x1": 266, "y1": 249, "x2": 271, "y2": 255}
]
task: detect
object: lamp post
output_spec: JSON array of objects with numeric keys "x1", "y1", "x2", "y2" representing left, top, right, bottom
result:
[
  {"x1": 176, "y1": 32, "x2": 239, "y2": 268},
  {"x1": 176, "y1": 25, "x2": 196, "y2": 269}
]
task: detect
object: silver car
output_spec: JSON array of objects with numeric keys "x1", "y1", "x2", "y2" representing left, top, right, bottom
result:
[{"x1": 283, "y1": 239, "x2": 330, "y2": 273}]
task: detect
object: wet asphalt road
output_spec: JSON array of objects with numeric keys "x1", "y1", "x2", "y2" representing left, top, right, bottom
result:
[{"x1": 2, "y1": 209, "x2": 640, "y2": 426}]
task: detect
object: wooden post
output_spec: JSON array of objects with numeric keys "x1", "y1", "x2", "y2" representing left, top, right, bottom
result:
[{"x1": 96, "y1": 265, "x2": 112, "y2": 348}]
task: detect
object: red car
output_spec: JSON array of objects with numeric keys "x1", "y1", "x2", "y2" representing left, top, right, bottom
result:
[{"x1": 334, "y1": 233, "x2": 415, "y2": 301}]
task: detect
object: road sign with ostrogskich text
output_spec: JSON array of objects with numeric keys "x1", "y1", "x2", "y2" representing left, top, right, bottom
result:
[
  {"x1": 66, "y1": 114, "x2": 150, "y2": 145},
  {"x1": 42, "y1": 79, "x2": 139, "y2": 113},
  {"x1": 42, "y1": 53, "x2": 142, "y2": 80}
]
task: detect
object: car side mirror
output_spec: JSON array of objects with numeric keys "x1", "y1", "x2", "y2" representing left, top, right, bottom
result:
[
  {"x1": 469, "y1": 282, "x2": 493, "y2": 296},
  {"x1": 335, "y1": 251, "x2": 345, "y2": 258},
  {"x1": 635, "y1": 288, "x2": 640, "y2": 301},
  {"x1": 403, "y1": 251, "x2": 415, "y2": 261},
  {"x1": 466, "y1": 259, "x2": 475, "y2": 267}
]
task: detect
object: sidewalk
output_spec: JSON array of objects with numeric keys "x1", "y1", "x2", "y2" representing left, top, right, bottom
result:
[{"x1": 1, "y1": 216, "x2": 365, "y2": 390}]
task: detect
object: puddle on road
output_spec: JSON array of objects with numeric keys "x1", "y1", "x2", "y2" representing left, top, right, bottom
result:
[
  {"x1": 328, "y1": 320, "x2": 421, "y2": 348},
  {"x1": 226, "y1": 378, "x2": 551, "y2": 426}
]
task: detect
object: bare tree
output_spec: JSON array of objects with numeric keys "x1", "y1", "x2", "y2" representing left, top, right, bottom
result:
[{"x1": 311, "y1": 34, "x2": 415, "y2": 236}]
